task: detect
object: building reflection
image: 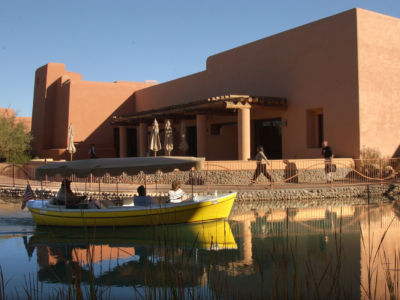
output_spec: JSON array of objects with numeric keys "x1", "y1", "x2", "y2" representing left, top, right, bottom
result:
[
  {"x1": 26, "y1": 202, "x2": 400, "y2": 298},
  {"x1": 223, "y1": 202, "x2": 400, "y2": 299}
]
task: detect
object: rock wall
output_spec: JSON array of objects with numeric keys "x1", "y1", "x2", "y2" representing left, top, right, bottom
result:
[
  {"x1": 101, "y1": 167, "x2": 354, "y2": 185},
  {"x1": 2, "y1": 183, "x2": 399, "y2": 205}
]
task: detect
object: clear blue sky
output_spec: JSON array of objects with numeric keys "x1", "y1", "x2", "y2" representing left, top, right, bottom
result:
[{"x1": 1, "y1": 0, "x2": 399, "y2": 117}]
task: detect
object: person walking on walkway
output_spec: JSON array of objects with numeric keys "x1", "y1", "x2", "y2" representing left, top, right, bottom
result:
[
  {"x1": 321, "y1": 140, "x2": 334, "y2": 183},
  {"x1": 251, "y1": 146, "x2": 272, "y2": 184}
]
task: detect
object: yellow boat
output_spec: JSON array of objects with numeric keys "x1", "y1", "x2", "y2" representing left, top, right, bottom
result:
[
  {"x1": 27, "y1": 192, "x2": 236, "y2": 227},
  {"x1": 27, "y1": 157, "x2": 237, "y2": 227}
]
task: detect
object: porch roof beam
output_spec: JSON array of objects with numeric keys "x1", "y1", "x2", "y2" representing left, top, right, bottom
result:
[{"x1": 111, "y1": 94, "x2": 287, "y2": 126}]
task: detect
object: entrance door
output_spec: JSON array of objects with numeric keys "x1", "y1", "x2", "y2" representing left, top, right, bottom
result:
[
  {"x1": 186, "y1": 126, "x2": 197, "y2": 156},
  {"x1": 126, "y1": 128, "x2": 138, "y2": 157},
  {"x1": 254, "y1": 118, "x2": 282, "y2": 159}
]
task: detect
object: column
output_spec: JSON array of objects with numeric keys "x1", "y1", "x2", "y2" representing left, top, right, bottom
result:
[
  {"x1": 119, "y1": 126, "x2": 127, "y2": 158},
  {"x1": 138, "y1": 122, "x2": 147, "y2": 157},
  {"x1": 196, "y1": 114, "x2": 207, "y2": 157},
  {"x1": 242, "y1": 219, "x2": 253, "y2": 265},
  {"x1": 238, "y1": 105, "x2": 251, "y2": 160}
]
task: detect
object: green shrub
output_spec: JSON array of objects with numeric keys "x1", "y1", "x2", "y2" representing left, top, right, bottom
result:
[{"x1": 0, "y1": 110, "x2": 32, "y2": 164}]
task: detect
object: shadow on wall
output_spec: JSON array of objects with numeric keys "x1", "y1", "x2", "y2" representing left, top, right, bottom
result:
[
  {"x1": 393, "y1": 145, "x2": 400, "y2": 158},
  {"x1": 72, "y1": 94, "x2": 136, "y2": 160}
]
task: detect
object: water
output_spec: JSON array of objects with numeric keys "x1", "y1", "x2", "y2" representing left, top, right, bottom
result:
[{"x1": 0, "y1": 198, "x2": 399, "y2": 299}]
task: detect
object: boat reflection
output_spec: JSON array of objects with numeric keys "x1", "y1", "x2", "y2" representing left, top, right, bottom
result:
[{"x1": 25, "y1": 220, "x2": 237, "y2": 286}]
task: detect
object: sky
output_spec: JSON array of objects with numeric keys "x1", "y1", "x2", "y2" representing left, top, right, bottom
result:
[{"x1": 1, "y1": 0, "x2": 400, "y2": 117}]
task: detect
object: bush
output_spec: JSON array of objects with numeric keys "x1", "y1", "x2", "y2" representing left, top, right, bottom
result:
[
  {"x1": 360, "y1": 146, "x2": 382, "y2": 160},
  {"x1": 0, "y1": 110, "x2": 32, "y2": 164},
  {"x1": 359, "y1": 147, "x2": 396, "y2": 179}
]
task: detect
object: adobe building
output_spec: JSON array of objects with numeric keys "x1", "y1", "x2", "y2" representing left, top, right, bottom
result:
[
  {"x1": 31, "y1": 8, "x2": 400, "y2": 161},
  {"x1": 31, "y1": 63, "x2": 156, "y2": 159}
]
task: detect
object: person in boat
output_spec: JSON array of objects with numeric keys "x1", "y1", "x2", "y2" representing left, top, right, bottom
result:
[
  {"x1": 133, "y1": 185, "x2": 154, "y2": 206},
  {"x1": 168, "y1": 180, "x2": 186, "y2": 203},
  {"x1": 87, "y1": 197, "x2": 101, "y2": 209},
  {"x1": 56, "y1": 179, "x2": 86, "y2": 208}
]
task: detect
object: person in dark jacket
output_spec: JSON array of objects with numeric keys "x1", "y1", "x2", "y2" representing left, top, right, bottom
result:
[
  {"x1": 321, "y1": 141, "x2": 334, "y2": 183},
  {"x1": 89, "y1": 143, "x2": 97, "y2": 159},
  {"x1": 133, "y1": 185, "x2": 154, "y2": 206}
]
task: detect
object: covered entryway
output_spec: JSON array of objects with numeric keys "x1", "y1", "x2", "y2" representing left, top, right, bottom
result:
[
  {"x1": 111, "y1": 95, "x2": 287, "y2": 160},
  {"x1": 254, "y1": 118, "x2": 282, "y2": 159}
]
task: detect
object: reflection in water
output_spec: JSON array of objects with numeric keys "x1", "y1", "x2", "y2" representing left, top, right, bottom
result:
[
  {"x1": 2, "y1": 200, "x2": 400, "y2": 298},
  {"x1": 25, "y1": 221, "x2": 237, "y2": 288},
  {"x1": 226, "y1": 202, "x2": 400, "y2": 299},
  {"x1": 225, "y1": 206, "x2": 362, "y2": 298}
]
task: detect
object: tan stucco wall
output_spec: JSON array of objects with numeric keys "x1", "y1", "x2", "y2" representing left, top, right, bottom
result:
[
  {"x1": 68, "y1": 80, "x2": 152, "y2": 158},
  {"x1": 135, "y1": 9, "x2": 360, "y2": 159},
  {"x1": 31, "y1": 63, "x2": 155, "y2": 159},
  {"x1": 31, "y1": 63, "x2": 64, "y2": 154},
  {"x1": 357, "y1": 9, "x2": 400, "y2": 157},
  {"x1": 135, "y1": 71, "x2": 209, "y2": 111}
]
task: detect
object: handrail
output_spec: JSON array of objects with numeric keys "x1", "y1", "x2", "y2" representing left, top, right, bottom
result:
[{"x1": 0, "y1": 158, "x2": 399, "y2": 189}]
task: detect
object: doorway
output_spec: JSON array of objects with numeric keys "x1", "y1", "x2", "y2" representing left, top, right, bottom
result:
[
  {"x1": 127, "y1": 128, "x2": 138, "y2": 157},
  {"x1": 186, "y1": 126, "x2": 197, "y2": 156},
  {"x1": 254, "y1": 118, "x2": 282, "y2": 159}
]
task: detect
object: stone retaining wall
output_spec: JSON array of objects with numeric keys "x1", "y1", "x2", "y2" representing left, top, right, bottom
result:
[
  {"x1": 112, "y1": 167, "x2": 354, "y2": 185},
  {"x1": 236, "y1": 184, "x2": 399, "y2": 201},
  {"x1": 231, "y1": 196, "x2": 390, "y2": 212},
  {"x1": 2, "y1": 183, "x2": 399, "y2": 204}
]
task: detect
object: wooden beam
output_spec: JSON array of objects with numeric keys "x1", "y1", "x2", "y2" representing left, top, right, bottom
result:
[{"x1": 111, "y1": 95, "x2": 287, "y2": 126}]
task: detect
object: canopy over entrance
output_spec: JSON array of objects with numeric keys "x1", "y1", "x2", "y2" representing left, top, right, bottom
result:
[
  {"x1": 111, "y1": 95, "x2": 287, "y2": 125},
  {"x1": 36, "y1": 156, "x2": 205, "y2": 178}
]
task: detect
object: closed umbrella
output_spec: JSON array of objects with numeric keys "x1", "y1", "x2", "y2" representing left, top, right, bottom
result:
[
  {"x1": 66, "y1": 123, "x2": 76, "y2": 161},
  {"x1": 178, "y1": 121, "x2": 189, "y2": 154},
  {"x1": 164, "y1": 119, "x2": 173, "y2": 156},
  {"x1": 150, "y1": 118, "x2": 162, "y2": 156}
]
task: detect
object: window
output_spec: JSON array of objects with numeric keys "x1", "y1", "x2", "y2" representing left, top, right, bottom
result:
[{"x1": 306, "y1": 109, "x2": 323, "y2": 148}]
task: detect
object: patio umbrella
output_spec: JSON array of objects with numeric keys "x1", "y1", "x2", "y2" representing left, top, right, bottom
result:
[
  {"x1": 178, "y1": 121, "x2": 189, "y2": 154},
  {"x1": 164, "y1": 119, "x2": 174, "y2": 156},
  {"x1": 66, "y1": 123, "x2": 76, "y2": 161},
  {"x1": 150, "y1": 118, "x2": 162, "y2": 156}
]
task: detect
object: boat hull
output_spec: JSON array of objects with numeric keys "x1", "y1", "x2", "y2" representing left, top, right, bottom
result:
[{"x1": 27, "y1": 192, "x2": 236, "y2": 227}]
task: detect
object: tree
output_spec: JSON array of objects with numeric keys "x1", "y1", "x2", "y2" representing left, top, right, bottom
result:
[{"x1": 0, "y1": 110, "x2": 32, "y2": 163}]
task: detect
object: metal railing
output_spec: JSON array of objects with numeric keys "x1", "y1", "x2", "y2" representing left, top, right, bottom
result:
[
  {"x1": 0, "y1": 158, "x2": 399, "y2": 193},
  {"x1": 202, "y1": 158, "x2": 400, "y2": 186}
]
